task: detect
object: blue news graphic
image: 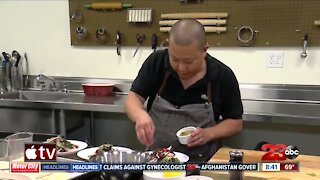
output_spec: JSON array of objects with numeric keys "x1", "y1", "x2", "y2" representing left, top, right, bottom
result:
[
  {"x1": 40, "y1": 163, "x2": 259, "y2": 172},
  {"x1": 70, "y1": 163, "x2": 101, "y2": 172},
  {"x1": 41, "y1": 163, "x2": 70, "y2": 171},
  {"x1": 41, "y1": 163, "x2": 101, "y2": 172}
]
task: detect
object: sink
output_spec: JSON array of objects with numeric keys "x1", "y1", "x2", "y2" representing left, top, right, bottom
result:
[{"x1": 0, "y1": 91, "x2": 76, "y2": 102}]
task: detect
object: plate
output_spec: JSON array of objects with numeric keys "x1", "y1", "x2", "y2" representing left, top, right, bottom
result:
[
  {"x1": 0, "y1": 172, "x2": 32, "y2": 180},
  {"x1": 56, "y1": 140, "x2": 88, "y2": 156},
  {"x1": 173, "y1": 152, "x2": 189, "y2": 163},
  {"x1": 77, "y1": 146, "x2": 133, "y2": 160},
  {"x1": 0, "y1": 161, "x2": 9, "y2": 170},
  {"x1": 183, "y1": 175, "x2": 214, "y2": 180},
  {"x1": 143, "y1": 171, "x2": 186, "y2": 180},
  {"x1": 144, "y1": 151, "x2": 189, "y2": 163}
]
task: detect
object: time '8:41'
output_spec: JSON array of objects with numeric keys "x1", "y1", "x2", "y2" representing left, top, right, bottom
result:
[{"x1": 266, "y1": 164, "x2": 279, "y2": 170}]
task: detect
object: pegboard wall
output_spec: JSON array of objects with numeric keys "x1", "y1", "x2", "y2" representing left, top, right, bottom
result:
[{"x1": 69, "y1": 0, "x2": 320, "y2": 47}]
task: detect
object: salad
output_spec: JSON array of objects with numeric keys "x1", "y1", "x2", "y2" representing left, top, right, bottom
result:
[
  {"x1": 88, "y1": 143, "x2": 116, "y2": 158},
  {"x1": 46, "y1": 136, "x2": 78, "y2": 152},
  {"x1": 148, "y1": 147, "x2": 180, "y2": 163},
  {"x1": 95, "y1": 143, "x2": 115, "y2": 154}
]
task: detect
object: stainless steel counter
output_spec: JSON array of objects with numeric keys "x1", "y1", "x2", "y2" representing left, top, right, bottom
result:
[
  {"x1": 0, "y1": 92, "x2": 126, "y2": 113},
  {"x1": 1, "y1": 76, "x2": 320, "y2": 126},
  {"x1": 1, "y1": 76, "x2": 320, "y2": 155}
]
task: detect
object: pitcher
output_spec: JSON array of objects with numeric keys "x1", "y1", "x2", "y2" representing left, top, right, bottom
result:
[{"x1": 0, "y1": 132, "x2": 33, "y2": 162}]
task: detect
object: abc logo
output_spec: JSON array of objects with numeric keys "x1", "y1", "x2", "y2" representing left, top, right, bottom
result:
[{"x1": 285, "y1": 145, "x2": 299, "y2": 159}]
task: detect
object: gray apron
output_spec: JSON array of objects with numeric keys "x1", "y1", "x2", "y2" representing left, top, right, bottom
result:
[{"x1": 149, "y1": 72, "x2": 218, "y2": 162}]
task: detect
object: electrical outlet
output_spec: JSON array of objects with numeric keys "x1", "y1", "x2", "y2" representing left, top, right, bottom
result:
[{"x1": 266, "y1": 52, "x2": 284, "y2": 68}]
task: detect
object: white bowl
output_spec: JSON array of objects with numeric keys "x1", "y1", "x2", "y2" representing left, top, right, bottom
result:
[
  {"x1": 176, "y1": 126, "x2": 196, "y2": 145},
  {"x1": 183, "y1": 175, "x2": 213, "y2": 180},
  {"x1": 143, "y1": 171, "x2": 186, "y2": 180}
]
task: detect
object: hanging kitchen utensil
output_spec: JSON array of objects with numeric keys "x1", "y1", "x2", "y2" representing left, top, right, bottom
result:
[
  {"x1": 2, "y1": 52, "x2": 11, "y2": 63},
  {"x1": 12, "y1": 50, "x2": 21, "y2": 68},
  {"x1": 127, "y1": 8, "x2": 153, "y2": 23},
  {"x1": 160, "y1": 39, "x2": 169, "y2": 49},
  {"x1": 116, "y1": 31, "x2": 121, "y2": 56},
  {"x1": 71, "y1": 9, "x2": 83, "y2": 23},
  {"x1": 159, "y1": 19, "x2": 226, "y2": 26},
  {"x1": 2, "y1": 52, "x2": 12, "y2": 91},
  {"x1": 151, "y1": 34, "x2": 158, "y2": 52},
  {"x1": 301, "y1": 33, "x2": 308, "y2": 58},
  {"x1": 84, "y1": 2, "x2": 132, "y2": 10},
  {"x1": 133, "y1": 34, "x2": 146, "y2": 57},
  {"x1": 11, "y1": 50, "x2": 23, "y2": 91},
  {"x1": 160, "y1": 12, "x2": 228, "y2": 33},
  {"x1": 95, "y1": 27, "x2": 108, "y2": 43},
  {"x1": 76, "y1": 26, "x2": 88, "y2": 39},
  {"x1": 179, "y1": 0, "x2": 202, "y2": 4},
  {"x1": 160, "y1": 26, "x2": 226, "y2": 33},
  {"x1": 24, "y1": 52, "x2": 30, "y2": 88},
  {"x1": 161, "y1": 12, "x2": 228, "y2": 19},
  {"x1": 236, "y1": 26, "x2": 256, "y2": 47}
]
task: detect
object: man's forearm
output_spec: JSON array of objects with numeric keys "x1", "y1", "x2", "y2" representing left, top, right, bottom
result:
[
  {"x1": 207, "y1": 119, "x2": 242, "y2": 141},
  {"x1": 124, "y1": 92, "x2": 147, "y2": 123}
]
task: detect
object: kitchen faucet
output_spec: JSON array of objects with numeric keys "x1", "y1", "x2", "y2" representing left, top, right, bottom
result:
[{"x1": 37, "y1": 74, "x2": 56, "y2": 91}]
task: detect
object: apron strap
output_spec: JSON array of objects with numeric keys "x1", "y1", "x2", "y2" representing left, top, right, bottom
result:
[
  {"x1": 158, "y1": 71, "x2": 170, "y2": 95},
  {"x1": 207, "y1": 81, "x2": 212, "y2": 103}
]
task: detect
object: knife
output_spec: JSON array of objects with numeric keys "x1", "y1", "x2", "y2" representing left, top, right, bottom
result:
[{"x1": 116, "y1": 31, "x2": 121, "y2": 56}]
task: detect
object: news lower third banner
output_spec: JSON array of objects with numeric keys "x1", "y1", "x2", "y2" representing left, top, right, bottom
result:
[
  {"x1": 10, "y1": 162, "x2": 262, "y2": 173},
  {"x1": 44, "y1": 163, "x2": 260, "y2": 172}
]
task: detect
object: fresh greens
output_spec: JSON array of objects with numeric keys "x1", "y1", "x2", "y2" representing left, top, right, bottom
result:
[
  {"x1": 159, "y1": 156, "x2": 180, "y2": 163},
  {"x1": 46, "y1": 136, "x2": 78, "y2": 152},
  {"x1": 148, "y1": 147, "x2": 180, "y2": 163},
  {"x1": 96, "y1": 144, "x2": 115, "y2": 154}
]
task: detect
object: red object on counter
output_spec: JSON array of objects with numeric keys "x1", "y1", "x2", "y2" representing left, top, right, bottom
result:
[{"x1": 82, "y1": 83, "x2": 115, "y2": 96}]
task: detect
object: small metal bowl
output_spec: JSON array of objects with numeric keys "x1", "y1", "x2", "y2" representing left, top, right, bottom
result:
[{"x1": 89, "y1": 151, "x2": 149, "y2": 180}]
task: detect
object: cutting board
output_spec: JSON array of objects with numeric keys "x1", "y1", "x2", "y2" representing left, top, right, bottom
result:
[
  {"x1": 201, "y1": 148, "x2": 320, "y2": 180},
  {"x1": 0, "y1": 170, "x2": 81, "y2": 180}
]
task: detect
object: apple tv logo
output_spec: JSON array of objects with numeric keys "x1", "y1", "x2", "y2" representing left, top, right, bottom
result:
[
  {"x1": 24, "y1": 144, "x2": 56, "y2": 162},
  {"x1": 25, "y1": 145, "x2": 37, "y2": 160}
]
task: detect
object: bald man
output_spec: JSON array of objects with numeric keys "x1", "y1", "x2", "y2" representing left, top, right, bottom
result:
[{"x1": 125, "y1": 19, "x2": 243, "y2": 162}]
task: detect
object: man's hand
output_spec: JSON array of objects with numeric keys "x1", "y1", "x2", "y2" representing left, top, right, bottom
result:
[
  {"x1": 187, "y1": 119, "x2": 242, "y2": 147},
  {"x1": 135, "y1": 112, "x2": 155, "y2": 146},
  {"x1": 125, "y1": 91, "x2": 155, "y2": 146},
  {"x1": 187, "y1": 128, "x2": 212, "y2": 147}
]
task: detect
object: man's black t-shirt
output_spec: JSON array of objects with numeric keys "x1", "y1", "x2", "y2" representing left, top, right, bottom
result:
[{"x1": 130, "y1": 49, "x2": 243, "y2": 121}]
